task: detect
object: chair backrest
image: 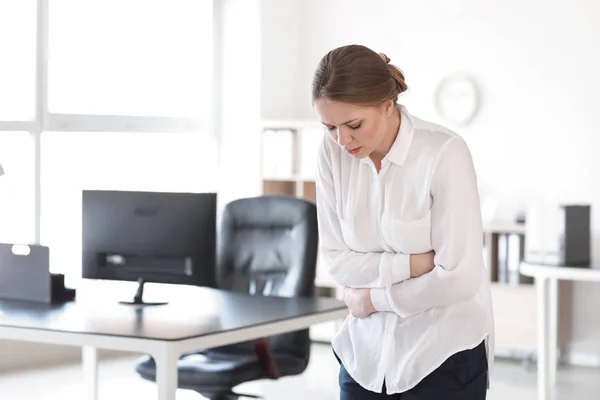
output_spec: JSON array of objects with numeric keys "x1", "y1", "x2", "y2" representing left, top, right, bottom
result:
[{"x1": 216, "y1": 195, "x2": 318, "y2": 360}]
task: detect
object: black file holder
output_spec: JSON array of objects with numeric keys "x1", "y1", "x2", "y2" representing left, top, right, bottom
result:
[{"x1": 0, "y1": 243, "x2": 75, "y2": 303}]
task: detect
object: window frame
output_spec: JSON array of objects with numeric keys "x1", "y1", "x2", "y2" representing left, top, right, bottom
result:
[{"x1": 0, "y1": 0, "x2": 218, "y2": 244}]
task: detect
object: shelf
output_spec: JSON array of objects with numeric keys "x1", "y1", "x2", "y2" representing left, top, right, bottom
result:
[
  {"x1": 260, "y1": 120, "x2": 321, "y2": 191},
  {"x1": 483, "y1": 221, "x2": 526, "y2": 235},
  {"x1": 261, "y1": 175, "x2": 315, "y2": 183},
  {"x1": 491, "y1": 280, "x2": 534, "y2": 287},
  {"x1": 262, "y1": 180, "x2": 296, "y2": 196},
  {"x1": 261, "y1": 119, "x2": 322, "y2": 130},
  {"x1": 262, "y1": 176, "x2": 300, "y2": 182},
  {"x1": 303, "y1": 181, "x2": 316, "y2": 202}
]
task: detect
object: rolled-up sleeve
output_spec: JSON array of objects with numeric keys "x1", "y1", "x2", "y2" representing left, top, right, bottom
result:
[
  {"x1": 316, "y1": 137, "x2": 411, "y2": 289},
  {"x1": 370, "y1": 137, "x2": 485, "y2": 317}
]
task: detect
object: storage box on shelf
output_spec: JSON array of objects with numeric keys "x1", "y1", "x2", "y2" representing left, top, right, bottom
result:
[{"x1": 260, "y1": 119, "x2": 344, "y2": 343}]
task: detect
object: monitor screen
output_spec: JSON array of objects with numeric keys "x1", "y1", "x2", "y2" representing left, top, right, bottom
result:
[{"x1": 81, "y1": 190, "x2": 217, "y2": 304}]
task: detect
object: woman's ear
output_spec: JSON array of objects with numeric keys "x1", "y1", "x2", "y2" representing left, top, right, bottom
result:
[{"x1": 383, "y1": 99, "x2": 395, "y2": 117}]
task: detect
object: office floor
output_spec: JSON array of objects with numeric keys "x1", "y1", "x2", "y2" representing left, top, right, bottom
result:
[{"x1": 0, "y1": 343, "x2": 597, "y2": 399}]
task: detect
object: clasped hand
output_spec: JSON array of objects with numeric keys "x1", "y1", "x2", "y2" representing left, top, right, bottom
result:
[
  {"x1": 343, "y1": 287, "x2": 375, "y2": 318},
  {"x1": 343, "y1": 250, "x2": 436, "y2": 318}
]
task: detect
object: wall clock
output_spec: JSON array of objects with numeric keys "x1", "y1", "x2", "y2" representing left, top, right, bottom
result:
[{"x1": 434, "y1": 73, "x2": 481, "y2": 126}]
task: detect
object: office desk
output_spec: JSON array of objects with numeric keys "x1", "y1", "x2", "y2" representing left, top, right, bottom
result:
[
  {"x1": 0, "y1": 287, "x2": 348, "y2": 400},
  {"x1": 520, "y1": 262, "x2": 600, "y2": 400}
]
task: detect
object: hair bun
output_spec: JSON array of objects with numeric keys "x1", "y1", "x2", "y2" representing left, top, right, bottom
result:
[
  {"x1": 388, "y1": 64, "x2": 408, "y2": 95},
  {"x1": 378, "y1": 53, "x2": 391, "y2": 64}
]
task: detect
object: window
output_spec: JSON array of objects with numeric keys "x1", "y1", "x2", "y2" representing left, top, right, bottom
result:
[
  {"x1": 0, "y1": 0, "x2": 36, "y2": 121},
  {"x1": 41, "y1": 131, "x2": 217, "y2": 286},
  {"x1": 48, "y1": 0, "x2": 213, "y2": 118},
  {"x1": 0, "y1": 1, "x2": 217, "y2": 289},
  {"x1": 0, "y1": 132, "x2": 35, "y2": 244}
]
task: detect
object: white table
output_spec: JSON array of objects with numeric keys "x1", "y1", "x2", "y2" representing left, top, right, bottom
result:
[
  {"x1": 520, "y1": 262, "x2": 600, "y2": 400},
  {"x1": 0, "y1": 288, "x2": 347, "y2": 400}
]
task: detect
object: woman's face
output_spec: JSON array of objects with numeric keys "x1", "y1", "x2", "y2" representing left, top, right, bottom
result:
[{"x1": 314, "y1": 97, "x2": 395, "y2": 160}]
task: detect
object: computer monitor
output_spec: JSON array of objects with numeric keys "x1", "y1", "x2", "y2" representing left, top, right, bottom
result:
[{"x1": 81, "y1": 190, "x2": 217, "y2": 306}]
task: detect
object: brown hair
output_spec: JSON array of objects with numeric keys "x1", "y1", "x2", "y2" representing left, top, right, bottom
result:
[{"x1": 312, "y1": 44, "x2": 408, "y2": 106}]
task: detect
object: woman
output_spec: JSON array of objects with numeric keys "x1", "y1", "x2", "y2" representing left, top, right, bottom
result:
[{"x1": 313, "y1": 44, "x2": 494, "y2": 399}]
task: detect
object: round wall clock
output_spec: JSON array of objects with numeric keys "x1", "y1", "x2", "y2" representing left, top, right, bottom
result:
[{"x1": 434, "y1": 73, "x2": 481, "y2": 126}]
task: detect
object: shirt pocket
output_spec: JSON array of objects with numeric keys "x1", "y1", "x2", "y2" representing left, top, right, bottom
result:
[{"x1": 385, "y1": 212, "x2": 433, "y2": 254}]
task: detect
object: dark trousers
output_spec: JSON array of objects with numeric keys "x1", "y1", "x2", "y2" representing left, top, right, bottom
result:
[{"x1": 338, "y1": 341, "x2": 488, "y2": 400}]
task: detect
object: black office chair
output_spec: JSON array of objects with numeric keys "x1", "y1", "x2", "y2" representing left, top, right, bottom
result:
[{"x1": 135, "y1": 195, "x2": 319, "y2": 399}]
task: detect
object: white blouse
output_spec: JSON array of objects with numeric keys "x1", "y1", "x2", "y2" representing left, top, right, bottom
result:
[{"x1": 315, "y1": 105, "x2": 494, "y2": 394}]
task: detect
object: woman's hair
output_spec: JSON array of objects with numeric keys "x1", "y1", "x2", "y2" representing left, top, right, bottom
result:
[{"x1": 312, "y1": 44, "x2": 408, "y2": 106}]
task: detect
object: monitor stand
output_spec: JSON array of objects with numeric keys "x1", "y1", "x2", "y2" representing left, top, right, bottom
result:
[{"x1": 119, "y1": 277, "x2": 167, "y2": 306}]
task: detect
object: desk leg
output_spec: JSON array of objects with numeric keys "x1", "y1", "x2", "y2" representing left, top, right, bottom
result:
[
  {"x1": 537, "y1": 277, "x2": 558, "y2": 400},
  {"x1": 154, "y1": 347, "x2": 179, "y2": 400},
  {"x1": 537, "y1": 277, "x2": 549, "y2": 400},
  {"x1": 82, "y1": 346, "x2": 98, "y2": 400},
  {"x1": 548, "y1": 278, "x2": 558, "y2": 395}
]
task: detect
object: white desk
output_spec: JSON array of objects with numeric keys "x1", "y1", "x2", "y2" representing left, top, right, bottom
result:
[
  {"x1": 520, "y1": 262, "x2": 600, "y2": 400},
  {"x1": 0, "y1": 288, "x2": 347, "y2": 400}
]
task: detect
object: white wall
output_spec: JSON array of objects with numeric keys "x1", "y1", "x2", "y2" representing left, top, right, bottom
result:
[
  {"x1": 260, "y1": 0, "x2": 303, "y2": 120},
  {"x1": 259, "y1": 0, "x2": 600, "y2": 358},
  {"x1": 215, "y1": 0, "x2": 263, "y2": 208}
]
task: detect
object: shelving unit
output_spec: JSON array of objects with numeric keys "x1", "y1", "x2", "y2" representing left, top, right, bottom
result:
[
  {"x1": 259, "y1": 119, "x2": 339, "y2": 290},
  {"x1": 483, "y1": 222, "x2": 570, "y2": 359},
  {"x1": 260, "y1": 119, "x2": 321, "y2": 202},
  {"x1": 483, "y1": 223, "x2": 535, "y2": 355},
  {"x1": 260, "y1": 119, "x2": 344, "y2": 343},
  {"x1": 483, "y1": 222, "x2": 529, "y2": 285}
]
